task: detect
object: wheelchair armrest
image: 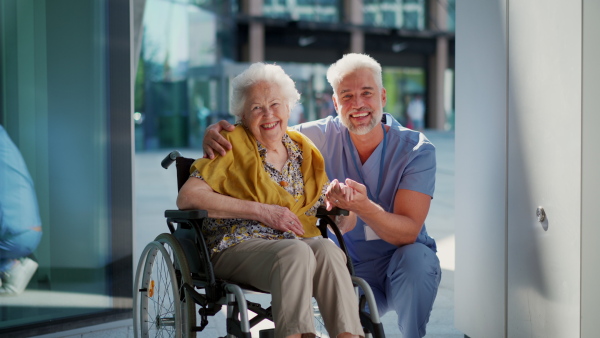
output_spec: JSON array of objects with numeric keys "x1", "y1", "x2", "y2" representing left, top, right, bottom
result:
[
  {"x1": 165, "y1": 209, "x2": 208, "y2": 219},
  {"x1": 316, "y1": 206, "x2": 349, "y2": 217},
  {"x1": 165, "y1": 209, "x2": 208, "y2": 234}
]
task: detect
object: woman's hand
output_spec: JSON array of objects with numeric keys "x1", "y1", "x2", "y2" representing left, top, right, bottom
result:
[
  {"x1": 202, "y1": 120, "x2": 236, "y2": 159},
  {"x1": 325, "y1": 179, "x2": 357, "y2": 211},
  {"x1": 258, "y1": 204, "x2": 305, "y2": 236}
]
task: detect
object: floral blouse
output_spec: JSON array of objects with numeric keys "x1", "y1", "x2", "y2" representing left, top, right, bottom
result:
[{"x1": 191, "y1": 133, "x2": 328, "y2": 255}]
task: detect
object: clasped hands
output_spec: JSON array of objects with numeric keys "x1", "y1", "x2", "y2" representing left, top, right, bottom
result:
[
  {"x1": 257, "y1": 179, "x2": 366, "y2": 236},
  {"x1": 325, "y1": 179, "x2": 367, "y2": 234},
  {"x1": 325, "y1": 178, "x2": 367, "y2": 211}
]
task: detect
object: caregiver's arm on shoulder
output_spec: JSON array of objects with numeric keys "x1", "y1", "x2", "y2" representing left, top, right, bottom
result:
[
  {"x1": 177, "y1": 177, "x2": 305, "y2": 236},
  {"x1": 202, "y1": 120, "x2": 235, "y2": 159}
]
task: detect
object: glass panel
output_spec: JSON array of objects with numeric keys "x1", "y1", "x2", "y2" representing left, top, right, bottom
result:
[
  {"x1": 444, "y1": 68, "x2": 455, "y2": 130},
  {"x1": 403, "y1": 9, "x2": 420, "y2": 29},
  {"x1": 0, "y1": 0, "x2": 114, "y2": 329},
  {"x1": 137, "y1": 0, "x2": 231, "y2": 150},
  {"x1": 364, "y1": 0, "x2": 425, "y2": 30},
  {"x1": 263, "y1": 0, "x2": 340, "y2": 23},
  {"x1": 447, "y1": 0, "x2": 456, "y2": 31},
  {"x1": 364, "y1": 12, "x2": 377, "y2": 26},
  {"x1": 382, "y1": 10, "x2": 397, "y2": 27},
  {"x1": 382, "y1": 67, "x2": 426, "y2": 126}
]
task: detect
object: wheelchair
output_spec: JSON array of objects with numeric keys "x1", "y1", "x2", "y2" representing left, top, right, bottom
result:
[{"x1": 133, "y1": 151, "x2": 385, "y2": 338}]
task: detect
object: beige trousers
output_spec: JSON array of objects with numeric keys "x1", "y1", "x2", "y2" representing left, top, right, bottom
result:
[{"x1": 211, "y1": 238, "x2": 363, "y2": 338}]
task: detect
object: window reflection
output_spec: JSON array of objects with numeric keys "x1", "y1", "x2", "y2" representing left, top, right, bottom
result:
[
  {"x1": 137, "y1": 0, "x2": 230, "y2": 151},
  {"x1": 0, "y1": 0, "x2": 118, "y2": 331},
  {"x1": 0, "y1": 126, "x2": 43, "y2": 297}
]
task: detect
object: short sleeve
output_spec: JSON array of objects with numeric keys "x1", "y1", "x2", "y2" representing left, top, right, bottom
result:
[{"x1": 397, "y1": 145, "x2": 436, "y2": 198}]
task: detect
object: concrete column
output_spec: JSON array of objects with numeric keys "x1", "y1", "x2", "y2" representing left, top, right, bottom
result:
[
  {"x1": 455, "y1": 1, "x2": 508, "y2": 335},
  {"x1": 243, "y1": 0, "x2": 264, "y2": 62},
  {"x1": 428, "y1": 37, "x2": 448, "y2": 129},
  {"x1": 344, "y1": 0, "x2": 364, "y2": 53},
  {"x1": 427, "y1": 0, "x2": 449, "y2": 130}
]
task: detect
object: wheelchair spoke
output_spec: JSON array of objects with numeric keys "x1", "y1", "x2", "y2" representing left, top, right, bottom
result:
[
  {"x1": 152, "y1": 253, "x2": 176, "y2": 328},
  {"x1": 135, "y1": 241, "x2": 183, "y2": 338}
]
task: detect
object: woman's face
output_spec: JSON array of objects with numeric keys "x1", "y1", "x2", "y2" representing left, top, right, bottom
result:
[{"x1": 242, "y1": 82, "x2": 290, "y2": 146}]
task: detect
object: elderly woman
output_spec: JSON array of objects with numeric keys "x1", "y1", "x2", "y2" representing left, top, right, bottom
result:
[{"x1": 176, "y1": 63, "x2": 363, "y2": 338}]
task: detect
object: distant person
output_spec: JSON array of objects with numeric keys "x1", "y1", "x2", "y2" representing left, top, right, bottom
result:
[
  {"x1": 407, "y1": 94, "x2": 425, "y2": 131},
  {"x1": 0, "y1": 125, "x2": 42, "y2": 295}
]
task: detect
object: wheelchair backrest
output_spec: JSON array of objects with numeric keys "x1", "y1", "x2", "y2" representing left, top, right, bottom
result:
[{"x1": 176, "y1": 157, "x2": 196, "y2": 191}]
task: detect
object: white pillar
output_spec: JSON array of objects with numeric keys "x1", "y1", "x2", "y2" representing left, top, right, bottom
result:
[{"x1": 427, "y1": 0, "x2": 449, "y2": 130}]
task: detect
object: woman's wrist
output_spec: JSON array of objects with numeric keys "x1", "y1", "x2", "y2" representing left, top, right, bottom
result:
[{"x1": 253, "y1": 202, "x2": 269, "y2": 223}]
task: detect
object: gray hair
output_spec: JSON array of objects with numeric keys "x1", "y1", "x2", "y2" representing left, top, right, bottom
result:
[
  {"x1": 230, "y1": 63, "x2": 300, "y2": 121},
  {"x1": 326, "y1": 53, "x2": 383, "y2": 93}
]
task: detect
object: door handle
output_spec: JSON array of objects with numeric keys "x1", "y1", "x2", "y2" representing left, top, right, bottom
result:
[{"x1": 536, "y1": 206, "x2": 546, "y2": 222}]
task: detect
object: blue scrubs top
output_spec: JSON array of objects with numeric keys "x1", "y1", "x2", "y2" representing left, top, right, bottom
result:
[{"x1": 295, "y1": 114, "x2": 437, "y2": 264}]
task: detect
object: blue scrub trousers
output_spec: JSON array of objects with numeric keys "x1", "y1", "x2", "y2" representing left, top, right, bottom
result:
[{"x1": 354, "y1": 242, "x2": 441, "y2": 338}]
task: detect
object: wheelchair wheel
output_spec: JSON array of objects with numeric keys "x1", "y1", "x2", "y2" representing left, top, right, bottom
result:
[
  {"x1": 133, "y1": 234, "x2": 195, "y2": 338},
  {"x1": 155, "y1": 233, "x2": 197, "y2": 337}
]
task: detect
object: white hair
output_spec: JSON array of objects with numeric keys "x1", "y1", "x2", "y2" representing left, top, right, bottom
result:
[
  {"x1": 230, "y1": 63, "x2": 300, "y2": 121},
  {"x1": 326, "y1": 53, "x2": 383, "y2": 93}
]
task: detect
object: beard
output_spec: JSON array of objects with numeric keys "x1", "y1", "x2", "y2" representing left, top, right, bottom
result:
[{"x1": 340, "y1": 108, "x2": 382, "y2": 135}]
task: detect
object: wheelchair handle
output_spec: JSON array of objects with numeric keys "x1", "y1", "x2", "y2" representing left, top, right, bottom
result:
[
  {"x1": 161, "y1": 150, "x2": 182, "y2": 169},
  {"x1": 316, "y1": 207, "x2": 349, "y2": 217}
]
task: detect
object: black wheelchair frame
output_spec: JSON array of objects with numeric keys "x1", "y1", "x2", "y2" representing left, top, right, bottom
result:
[{"x1": 133, "y1": 151, "x2": 385, "y2": 338}]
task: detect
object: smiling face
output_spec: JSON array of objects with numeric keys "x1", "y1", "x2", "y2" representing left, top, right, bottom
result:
[
  {"x1": 241, "y1": 81, "x2": 290, "y2": 147},
  {"x1": 333, "y1": 68, "x2": 386, "y2": 135}
]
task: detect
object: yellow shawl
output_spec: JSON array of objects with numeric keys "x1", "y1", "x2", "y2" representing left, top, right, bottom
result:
[{"x1": 190, "y1": 125, "x2": 328, "y2": 238}]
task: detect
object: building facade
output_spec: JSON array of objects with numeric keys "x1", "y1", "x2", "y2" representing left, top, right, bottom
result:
[{"x1": 135, "y1": 0, "x2": 455, "y2": 151}]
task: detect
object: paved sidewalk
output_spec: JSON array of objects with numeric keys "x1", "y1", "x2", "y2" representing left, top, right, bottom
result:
[{"x1": 134, "y1": 130, "x2": 461, "y2": 337}]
